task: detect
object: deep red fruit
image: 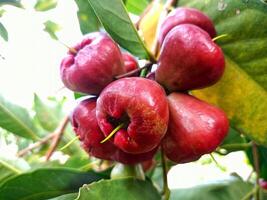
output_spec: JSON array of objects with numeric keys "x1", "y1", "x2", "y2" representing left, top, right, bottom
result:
[
  {"x1": 71, "y1": 98, "x2": 158, "y2": 164},
  {"x1": 260, "y1": 179, "x2": 267, "y2": 190},
  {"x1": 96, "y1": 77, "x2": 169, "y2": 154},
  {"x1": 122, "y1": 52, "x2": 139, "y2": 73},
  {"x1": 156, "y1": 24, "x2": 225, "y2": 92},
  {"x1": 162, "y1": 93, "x2": 229, "y2": 163},
  {"x1": 71, "y1": 97, "x2": 116, "y2": 160},
  {"x1": 158, "y1": 7, "x2": 216, "y2": 46},
  {"x1": 60, "y1": 32, "x2": 125, "y2": 95}
]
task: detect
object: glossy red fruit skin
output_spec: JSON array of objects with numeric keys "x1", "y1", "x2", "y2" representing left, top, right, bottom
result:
[
  {"x1": 122, "y1": 52, "x2": 139, "y2": 73},
  {"x1": 71, "y1": 98, "x2": 158, "y2": 164},
  {"x1": 71, "y1": 98, "x2": 116, "y2": 160},
  {"x1": 96, "y1": 77, "x2": 169, "y2": 154},
  {"x1": 60, "y1": 32, "x2": 125, "y2": 95},
  {"x1": 156, "y1": 24, "x2": 225, "y2": 92},
  {"x1": 158, "y1": 7, "x2": 216, "y2": 46},
  {"x1": 162, "y1": 93, "x2": 229, "y2": 163}
]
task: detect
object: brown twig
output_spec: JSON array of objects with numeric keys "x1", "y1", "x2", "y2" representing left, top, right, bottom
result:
[
  {"x1": 17, "y1": 133, "x2": 56, "y2": 157},
  {"x1": 151, "y1": 0, "x2": 178, "y2": 56},
  {"x1": 45, "y1": 116, "x2": 70, "y2": 161},
  {"x1": 115, "y1": 62, "x2": 154, "y2": 79}
]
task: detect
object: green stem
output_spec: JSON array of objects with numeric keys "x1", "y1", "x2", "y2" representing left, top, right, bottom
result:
[
  {"x1": 220, "y1": 142, "x2": 252, "y2": 152},
  {"x1": 100, "y1": 123, "x2": 124, "y2": 144},
  {"x1": 60, "y1": 136, "x2": 79, "y2": 151},
  {"x1": 252, "y1": 142, "x2": 260, "y2": 200},
  {"x1": 161, "y1": 147, "x2": 170, "y2": 200},
  {"x1": 0, "y1": 159, "x2": 21, "y2": 174},
  {"x1": 241, "y1": 185, "x2": 259, "y2": 200},
  {"x1": 212, "y1": 34, "x2": 228, "y2": 42}
]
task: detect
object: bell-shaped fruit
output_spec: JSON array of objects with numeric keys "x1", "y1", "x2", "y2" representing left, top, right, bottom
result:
[
  {"x1": 158, "y1": 7, "x2": 216, "y2": 46},
  {"x1": 71, "y1": 97, "x2": 158, "y2": 164},
  {"x1": 96, "y1": 77, "x2": 169, "y2": 154},
  {"x1": 60, "y1": 32, "x2": 125, "y2": 95},
  {"x1": 156, "y1": 24, "x2": 225, "y2": 92},
  {"x1": 122, "y1": 52, "x2": 139, "y2": 73},
  {"x1": 162, "y1": 93, "x2": 229, "y2": 163},
  {"x1": 71, "y1": 97, "x2": 116, "y2": 160}
]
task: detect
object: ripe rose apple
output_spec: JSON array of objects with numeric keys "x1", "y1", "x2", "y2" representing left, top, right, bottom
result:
[
  {"x1": 96, "y1": 77, "x2": 169, "y2": 154},
  {"x1": 158, "y1": 7, "x2": 216, "y2": 45},
  {"x1": 260, "y1": 179, "x2": 267, "y2": 190},
  {"x1": 60, "y1": 32, "x2": 125, "y2": 95},
  {"x1": 71, "y1": 97, "x2": 158, "y2": 164},
  {"x1": 162, "y1": 93, "x2": 229, "y2": 163},
  {"x1": 122, "y1": 52, "x2": 139, "y2": 73},
  {"x1": 156, "y1": 24, "x2": 225, "y2": 92}
]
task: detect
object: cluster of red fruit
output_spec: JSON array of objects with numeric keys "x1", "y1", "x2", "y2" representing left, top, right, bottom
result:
[{"x1": 60, "y1": 7, "x2": 229, "y2": 165}]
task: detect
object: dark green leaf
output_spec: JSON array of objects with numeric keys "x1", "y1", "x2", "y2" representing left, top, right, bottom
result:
[
  {"x1": 43, "y1": 20, "x2": 61, "y2": 40},
  {"x1": 74, "y1": 0, "x2": 100, "y2": 34},
  {"x1": 0, "y1": 168, "x2": 107, "y2": 200},
  {"x1": 48, "y1": 193, "x2": 78, "y2": 200},
  {"x1": 0, "y1": 95, "x2": 39, "y2": 140},
  {"x1": 0, "y1": 22, "x2": 8, "y2": 41},
  {"x1": 124, "y1": 0, "x2": 149, "y2": 15},
  {"x1": 87, "y1": 0, "x2": 151, "y2": 59},
  {"x1": 0, "y1": 0, "x2": 23, "y2": 7},
  {"x1": 182, "y1": 0, "x2": 267, "y2": 146},
  {"x1": 222, "y1": 128, "x2": 246, "y2": 146},
  {"x1": 33, "y1": 94, "x2": 61, "y2": 132},
  {"x1": 76, "y1": 178, "x2": 161, "y2": 200},
  {"x1": 34, "y1": 0, "x2": 57, "y2": 11},
  {"x1": 170, "y1": 176, "x2": 253, "y2": 200}
]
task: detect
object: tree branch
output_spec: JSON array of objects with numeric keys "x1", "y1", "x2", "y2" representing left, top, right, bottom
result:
[{"x1": 45, "y1": 116, "x2": 70, "y2": 161}]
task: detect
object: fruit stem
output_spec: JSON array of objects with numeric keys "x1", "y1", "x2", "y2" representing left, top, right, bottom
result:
[
  {"x1": 161, "y1": 147, "x2": 170, "y2": 200},
  {"x1": 219, "y1": 142, "x2": 252, "y2": 153},
  {"x1": 101, "y1": 123, "x2": 124, "y2": 144},
  {"x1": 59, "y1": 135, "x2": 79, "y2": 151},
  {"x1": 58, "y1": 40, "x2": 77, "y2": 54},
  {"x1": 212, "y1": 34, "x2": 228, "y2": 42},
  {"x1": 115, "y1": 62, "x2": 154, "y2": 79},
  {"x1": 252, "y1": 142, "x2": 260, "y2": 200}
]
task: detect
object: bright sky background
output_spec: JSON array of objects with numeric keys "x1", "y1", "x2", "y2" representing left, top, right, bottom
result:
[{"x1": 0, "y1": 0, "x2": 253, "y2": 189}]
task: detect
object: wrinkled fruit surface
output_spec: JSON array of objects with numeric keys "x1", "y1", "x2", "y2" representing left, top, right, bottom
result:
[
  {"x1": 96, "y1": 77, "x2": 169, "y2": 154},
  {"x1": 162, "y1": 93, "x2": 229, "y2": 163},
  {"x1": 60, "y1": 32, "x2": 125, "y2": 95},
  {"x1": 156, "y1": 24, "x2": 225, "y2": 92}
]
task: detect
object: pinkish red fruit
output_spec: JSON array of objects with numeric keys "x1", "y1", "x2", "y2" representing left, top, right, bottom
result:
[
  {"x1": 60, "y1": 32, "x2": 125, "y2": 95},
  {"x1": 96, "y1": 77, "x2": 169, "y2": 154},
  {"x1": 156, "y1": 24, "x2": 225, "y2": 92},
  {"x1": 158, "y1": 7, "x2": 216, "y2": 46},
  {"x1": 122, "y1": 52, "x2": 139, "y2": 73},
  {"x1": 162, "y1": 93, "x2": 229, "y2": 163}
]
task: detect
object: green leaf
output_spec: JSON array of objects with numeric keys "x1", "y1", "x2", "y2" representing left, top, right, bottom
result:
[
  {"x1": 0, "y1": 95, "x2": 39, "y2": 140},
  {"x1": 124, "y1": 0, "x2": 149, "y2": 15},
  {"x1": 0, "y1": 22, "x2": 8, "y2": 41},
  {"x1": 0, "y1": 0, "x2": 23, "y2": 7},
  {"x1": 0, "y1": 154, "x2": 30, "y2": 183},
  {"x1": 73, "y1": 92, "x2": 87, "y2": 99},
  {"x1": 76, "y1": 178, "x2": 161, "y2": 200},
  {"x1": 170, "y1": 176, "x2": 253, "y2": 200},
  {"x1": 48, "y1": 193, "x2": 78, "y2": 200},
  {"x1": 43, "y1": 20, "x2": 61, "y2": 40},
  {"x1": 74, "y1": 0, "x2": 100, "y2": 34},
  {"x1": 34, "y1": 0, "x2": 57, "y2": 11},
  {"x1": 0, "y1": 168, "x2": 107, "y2": 200},
  {"x1": 87, "y1": 0, "x2": 152, "y2": 59},
  {"x1": 33, "y1": 94, "x2": 61, "y2": 132},
  {"x1": 179, "y1": 0, "x2": 267, "y2": 146},
  {"x1": 0, "y1": 9, "x2": 5, "y2": 17}
]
